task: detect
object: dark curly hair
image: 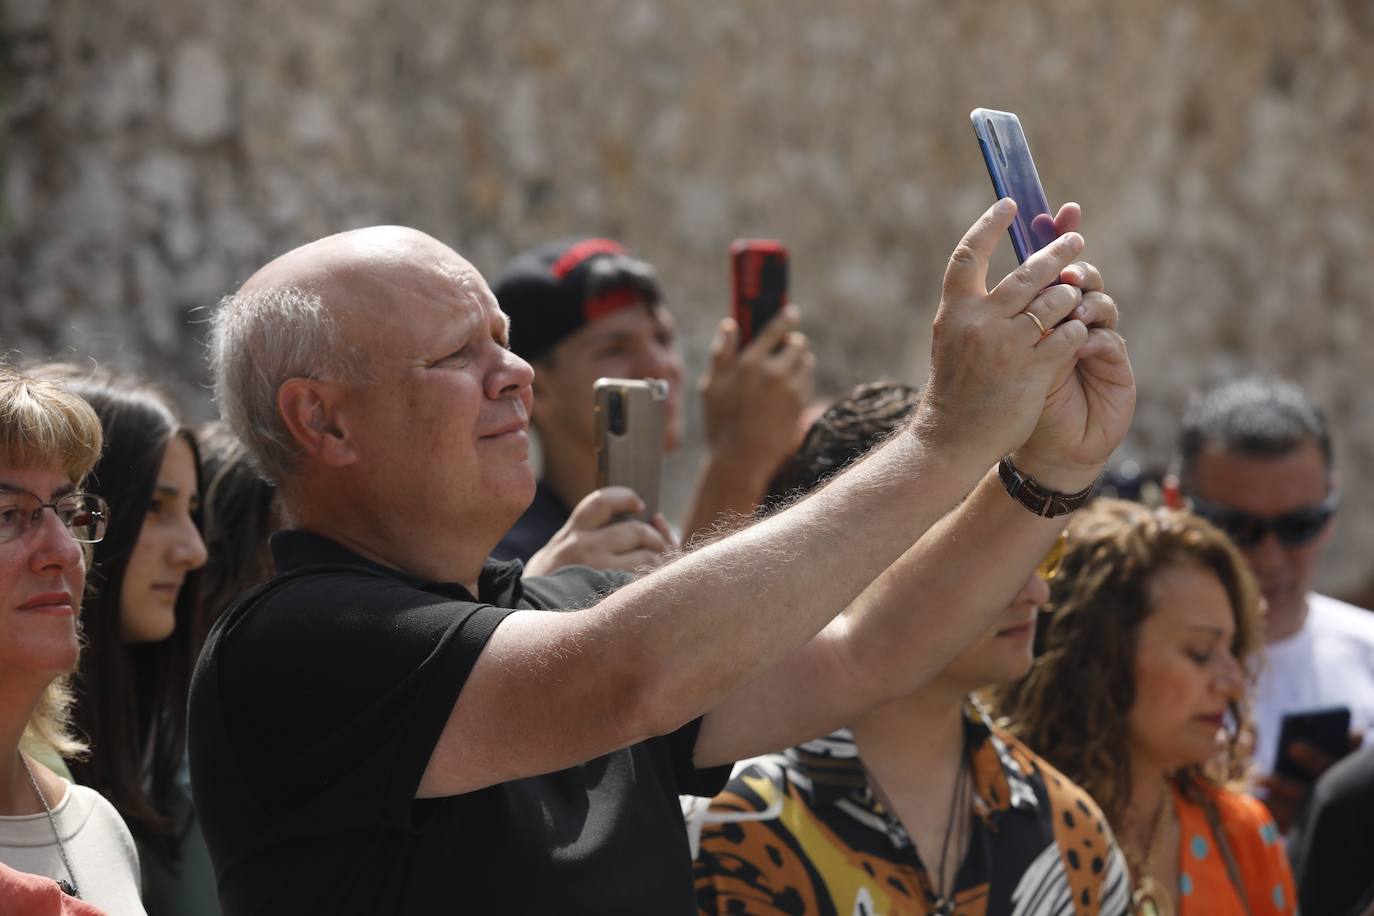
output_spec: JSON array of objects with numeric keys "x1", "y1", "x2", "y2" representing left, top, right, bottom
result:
[
  {"x1": 764, "y1": 381, "x2": 921, "y2": 503},
  {"x1": 990, "y1": 498, "x2": 1263, "y2": 828}
]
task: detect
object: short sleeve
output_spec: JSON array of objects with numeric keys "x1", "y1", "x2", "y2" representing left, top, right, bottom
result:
[
  {"x1": 212, "y1": 571, "x2": 514, "y2": 833},
  {"x1": 665, "y1": 716, "x2": 733, "y2": 798},
  {"x1": 521, "y1": 566, "x2": 732, "y2": 797}
]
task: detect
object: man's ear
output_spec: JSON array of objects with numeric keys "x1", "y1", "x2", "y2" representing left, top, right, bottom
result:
[{"x1": 277, "y1": 378, "x2": 357, "y2": 468}]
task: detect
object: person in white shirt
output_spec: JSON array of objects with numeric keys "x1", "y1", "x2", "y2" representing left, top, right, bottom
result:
[
  {"x1": 0, "y1": 364, "x2": 146, "y2": 915},
  {"x1": 1165, "y1": 376, "x2": 1374, "y2": 832}
]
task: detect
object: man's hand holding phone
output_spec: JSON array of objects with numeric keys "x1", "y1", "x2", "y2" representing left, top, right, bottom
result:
[
  {"x1": 963, "y1": 108, "x2": 1135, "y2": 487},
  {"x1": 524, "y1": 486, "x2": 676, "y2": 577},
  {"x1": 919, "y1": 200, "x2": 1110, "y2": 475},
  {"x1": 679, "y1": 254, "x2": 814, "y2": 547},
  {"x1": 698, "y1": 304, "x2": 815, "y2": 490},
  {"x1": 1011, "y1": 204, "x2": 1135, "y2": 492},
  {"x1": 1260, "y1": 709, "x2": 1360, "y2": 832}
]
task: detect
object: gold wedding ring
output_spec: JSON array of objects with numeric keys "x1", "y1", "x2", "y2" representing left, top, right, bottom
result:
[{"x1": 1022, "y1": 310, "x2": 1048, "y2": 335}]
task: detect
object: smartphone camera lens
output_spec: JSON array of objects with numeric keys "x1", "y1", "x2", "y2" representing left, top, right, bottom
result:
[{"x1": 608, "y1": 391, "x2": 625, "y2": 435}]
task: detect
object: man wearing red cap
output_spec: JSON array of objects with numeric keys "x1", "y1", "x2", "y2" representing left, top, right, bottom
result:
[{"x1": 492, "y1": 237, "x2": 814, "y2": 572}]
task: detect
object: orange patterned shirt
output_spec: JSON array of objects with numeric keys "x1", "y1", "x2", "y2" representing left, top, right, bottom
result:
[
  {"x1": 693, "y1": 705, "x2": 1131, "y2": 915},
  {"x1": 1172, "y1": 779, "x2": 1295, "y2": 916}
]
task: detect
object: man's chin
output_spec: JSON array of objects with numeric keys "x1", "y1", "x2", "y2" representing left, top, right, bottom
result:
[
  {"x1": 1262, "y1": 588, "x2": 1308, "y2": 641},
  {"x1": 505, "y1": 463, "x2": 538, "y2": 508}
]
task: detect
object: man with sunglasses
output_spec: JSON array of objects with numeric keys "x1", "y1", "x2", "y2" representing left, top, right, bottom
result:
[{"x1": 1165, "y1": 376, "x2": 1374, "y2": 831}]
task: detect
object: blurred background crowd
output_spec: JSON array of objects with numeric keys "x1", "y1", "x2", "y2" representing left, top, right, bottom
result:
[{"x1": 5, "y1": 0, "x2": 1374, "y2": 602}]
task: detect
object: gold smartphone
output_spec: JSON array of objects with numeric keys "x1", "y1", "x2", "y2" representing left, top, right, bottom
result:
[{"x1": 594, "y1": 378, "x2": 667, "y2": 522}]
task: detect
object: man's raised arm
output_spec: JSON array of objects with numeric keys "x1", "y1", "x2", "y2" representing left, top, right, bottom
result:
[
  {"x1": 418, "y1": 201, "x2": 1096, "y2": 798},
  {"x1": 693, "y1": 251, "x2": 1135, "y2": 764}
]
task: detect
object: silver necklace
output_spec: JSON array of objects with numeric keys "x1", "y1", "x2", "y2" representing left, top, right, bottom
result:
[{"x1": 19, "y1": 753, "x2": 81, "y2": 899}]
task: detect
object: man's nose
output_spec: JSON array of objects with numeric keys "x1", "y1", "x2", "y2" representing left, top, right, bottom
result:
[
  {"x1": 1243, "y1": 531, "x2": 1289, "y2": 574},
  {"x1": 490, "y1": 347, "x2": 535, "y2": 399}
]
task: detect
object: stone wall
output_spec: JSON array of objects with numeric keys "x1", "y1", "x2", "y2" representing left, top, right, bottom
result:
[{"x1": 4, "y1": 0, "x2": 1374, "y2": 594}]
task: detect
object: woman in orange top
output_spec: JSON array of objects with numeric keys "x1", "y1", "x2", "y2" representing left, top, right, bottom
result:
[{"x1": 994, "y1": 499, "x2": 1294, "y2": 915}]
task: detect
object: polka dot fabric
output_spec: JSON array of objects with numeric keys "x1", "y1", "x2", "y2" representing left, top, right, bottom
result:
[{"x1": 1172, "y1": 779, "x2": 1297, "y2": 915}]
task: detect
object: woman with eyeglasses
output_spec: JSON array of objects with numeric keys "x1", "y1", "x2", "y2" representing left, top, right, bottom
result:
[
  {"x1": 692, "y1": 383, "x2": 1131, "y2": 916},
  {"x1": 994, "y1": 499, "x2": 1296, "y2": 916},
  {"x1": 41, "y1": 367, "x2": 214, "y2": 915},
  {"x1": 0, "y1": 364, "x2": 146, "y2": 912}
]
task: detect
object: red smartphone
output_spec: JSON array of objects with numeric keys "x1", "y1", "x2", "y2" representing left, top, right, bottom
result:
[{"x1": 730, "y1": 239, "x2": 789, "y2": 349}]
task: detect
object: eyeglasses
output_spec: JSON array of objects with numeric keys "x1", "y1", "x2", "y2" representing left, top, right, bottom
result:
[
  {"x1": 0, "y1": 490, "x2": 109, "y2": 545},
  {"x1": 1037, "y1": 531, "x2": 1067, "y2": 581},
  {"x1": 1187, "y1": 493, "x2": 1336, "y2": 549}
]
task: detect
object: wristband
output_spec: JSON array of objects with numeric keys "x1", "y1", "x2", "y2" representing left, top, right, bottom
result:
[{"x1": 998, "y1": 457, "x2": 1095, "y2": 518}]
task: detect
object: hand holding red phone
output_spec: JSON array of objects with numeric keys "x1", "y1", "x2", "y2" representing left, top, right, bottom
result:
[{"x1": 699, "y1": 304, "x2": 815, "y2": 484}]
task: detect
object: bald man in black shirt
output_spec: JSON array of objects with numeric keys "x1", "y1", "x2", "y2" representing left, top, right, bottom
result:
[{"x1": 192, "y1": 202, "x2": 1133, "y2": 913}]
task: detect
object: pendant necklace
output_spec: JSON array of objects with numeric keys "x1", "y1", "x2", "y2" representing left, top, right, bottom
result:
[
  {"x1": 1128, "y1": 790, "x2": 1173, "y2": 916},
  {"x1": 20, "y1": 753, "x2": 81, "y2": 899},
  {"x1": 864, "y1": 730, "x2": 970, "y2": 916},
  {"x1": 930, "y1": 761, "x2": 970, "y2": 916}
]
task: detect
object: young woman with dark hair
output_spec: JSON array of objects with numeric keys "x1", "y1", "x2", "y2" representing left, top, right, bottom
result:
[
  {"x1": 195, "y1": 421, "x2": 278, "y2": 642},
  {"x1": 41, "y1": 367, "x2": 214, "y2": 914}
]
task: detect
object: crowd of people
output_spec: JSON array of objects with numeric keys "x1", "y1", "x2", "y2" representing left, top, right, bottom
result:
[{"x1": 0, "y1": 197, "x2": 1371, "y2": 915}]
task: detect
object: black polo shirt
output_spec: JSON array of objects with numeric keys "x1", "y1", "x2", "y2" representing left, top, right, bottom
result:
[{"x1": 188, "y1": 530, "x2": 729, "y2": 915}]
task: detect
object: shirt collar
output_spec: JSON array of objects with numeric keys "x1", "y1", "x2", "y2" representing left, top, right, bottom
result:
[
  {"x1": 787, "y1": 701, "x2": 1041, "y2": 823},
  {"x1": 269, "y1": 529, "x2": 527, "y2": 605}
]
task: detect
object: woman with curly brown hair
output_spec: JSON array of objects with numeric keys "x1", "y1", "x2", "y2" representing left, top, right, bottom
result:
[{"x1": 994, "y1": 499, "x2": 1295, "y2": 916}]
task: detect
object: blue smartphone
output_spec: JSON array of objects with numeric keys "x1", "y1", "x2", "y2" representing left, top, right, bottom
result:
[{"x1": 970, "y1": 108, "x2": 1058, "y2": 263}]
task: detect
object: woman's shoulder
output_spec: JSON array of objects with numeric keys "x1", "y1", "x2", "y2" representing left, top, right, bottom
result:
[
  {"x1": 64, "y1": 783, "x2": 140, "y2": 859},
  {"x1": 987, "y1": 720, "x2": 1112, "y2": 820},
  {"x1": 1212, "y1": 785, "x2": 1274, "y2": 823},
  {"x1": 708, "y1": 753, "x2": 796, "y2": 814},
  {"x1": 1183, "y1": 779, "x2": 1281, "y2": 838}
]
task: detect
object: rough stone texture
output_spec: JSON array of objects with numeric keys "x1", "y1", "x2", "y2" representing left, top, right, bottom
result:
[{"x1": 3, "y1": 0, "x2": 1374, "y2": 594}]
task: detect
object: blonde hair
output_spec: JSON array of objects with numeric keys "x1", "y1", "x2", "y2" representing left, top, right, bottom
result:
[{"x1": 0, "y1": 363, "x2": 104, "y2": 759}]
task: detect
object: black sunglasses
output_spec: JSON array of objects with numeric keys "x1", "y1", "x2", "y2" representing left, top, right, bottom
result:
[{"x1": 1187, "y1": 493, "x2": 1336, "y2": 548}]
